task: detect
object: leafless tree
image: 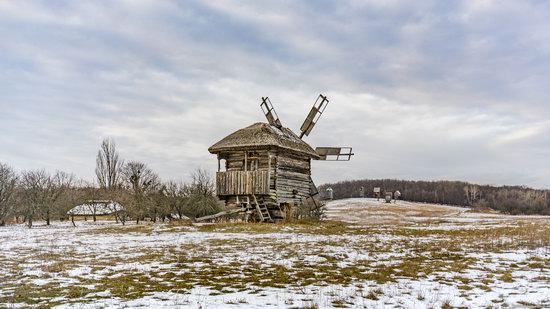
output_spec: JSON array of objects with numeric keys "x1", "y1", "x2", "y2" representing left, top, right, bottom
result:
[
  {"x1": 20, "y1": 170, "x2": 48, "y2": 228},
  {"x1": 20, "y1": 170, "x2": 74, "y2": 228},
  {"x1": 80, "y1": 182, "x2": 102, "y2": 222},
  {"x1": 57, "y1": 181, "x2": 85, "y2": 227},
  {"x1": 123, "y1": 161, "x2": 159, "y2": 193},
  {"x1": 150, "y1": 184, "x2": 171, "y2": 222},
  {"x1": 191, "y1": 169, "x2": 216, "y2": 197},
  {"x1": 110, "y1": 189, "x2": 130, "y2": 225},
  {"x1": 464, "y1": 185, "x2": 481, "y2": 206},
  {"x1": 95, "y1": 138, "x2": 124, "y2": 222},
  {"x1": 0, "y1": 163, "x2": 18, "y2": 226},
  {"x1": 122, "y1": 161, "x2": 161, "y2": 223},
  {"x1": 165, "y1": 180, "x2": 188, "y2": 219},
  {"x1": 44, "y1": 172, "x2": 74, "y2": 225},
  {"x1": 184, "y1": 169, "x2": 222, "y2": 219},
  {"x1": 95, "y1": 139, "x2": 124, "y2": 190}
]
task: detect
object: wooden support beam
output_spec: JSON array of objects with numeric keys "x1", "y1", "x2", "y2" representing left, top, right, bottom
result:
[
  {"x1": 268, "y1": 154, "x2": 272, "y2": 186},
  {"x1": 195, "y1": 208, "x2": 246, "y2": 222}
]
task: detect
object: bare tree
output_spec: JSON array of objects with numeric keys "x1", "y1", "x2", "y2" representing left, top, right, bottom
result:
[
  {"x1": 166, "y1": 180, "x2": 187, "y2": 219},
  {"x1": 20, "y1": 170, "x2": 74, "y2": 228},
  {"x1": 57, "y1": 181, "x2": 86, "y2": 227},
  {"x1": 96, "y1": 139, "x2": 124, "y2": 190},
  {"x1": 110, "y1": 190, "x2": 130, "y2": 225},
  {"x1": 147, "y1": 184, "x2": 171, "y2": 222},
  {"x1": 184, "y1": 169, "x2": 222, "y2": 219},
  {"x1": 191, "y1": 169, "x2": 216, "y2": 197},
  {"x1": 47, "y1": 171, "x2": 74, "y2": 225},
  {"x1": 0, "y1": 163, "x2": 18, "y2": 226},
  {"x1": 20, "y1": 170, "x2": 48, "y2": 228},
  {"x1": 79, "y1": 182, "x2": 102, "y2": 222},
  {"x1": 95, "y1": 138, "x2": 124, "y2": 223},
  {"x1": 122, "y1": 161, "x2": 160, "y2": 223}
]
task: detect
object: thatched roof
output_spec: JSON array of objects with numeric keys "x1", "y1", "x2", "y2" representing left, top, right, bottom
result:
[{"x1": 209, "y1": 122, "x2": 320, "y2": 158}]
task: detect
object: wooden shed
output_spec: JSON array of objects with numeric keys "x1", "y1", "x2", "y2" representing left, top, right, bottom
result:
[{"x1": 208, "y1": 122, "x2": 320, "y2": 221}]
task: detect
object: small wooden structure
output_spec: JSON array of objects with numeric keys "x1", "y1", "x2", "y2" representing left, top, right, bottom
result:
[
  {"x1": 394, "y1": 190, "x2": 401, "y2": 202},
  {"x1": 326, "y1": 187, "x2": 334, "y2": 200},
  {"x1": 208, "y1": 95, "x2": 353, "y2": 222},
  {"x1": 374, "y1": 187, "x2": 381, "y2": 200},
  {"x1": 67, "y1": 200, "x2": 123, "y2": 220}
]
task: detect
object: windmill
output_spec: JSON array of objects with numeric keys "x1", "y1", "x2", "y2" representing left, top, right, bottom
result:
[{"x1": 208, "y1": 94, "x2": 353, "y2": 222}]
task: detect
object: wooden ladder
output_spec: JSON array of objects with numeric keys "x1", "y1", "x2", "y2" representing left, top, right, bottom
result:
[
  {"x1": 252, "y1": 195, "x2": 273, "y2": 222},
  {"x1": 238, "y1": 196, "x2": 251, "y2": 210}
]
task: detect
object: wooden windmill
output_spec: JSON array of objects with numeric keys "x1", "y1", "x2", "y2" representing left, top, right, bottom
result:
[{"x1": 208, "y1": 94, "x2": 353, "y2": 222}]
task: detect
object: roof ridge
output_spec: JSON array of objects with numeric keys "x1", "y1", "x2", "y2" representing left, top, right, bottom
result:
[{"x1": 209, "y1": 122, "x2": 319, "y2": 158}]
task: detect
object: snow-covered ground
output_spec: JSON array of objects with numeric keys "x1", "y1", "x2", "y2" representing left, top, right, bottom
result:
[
  {"x1": 325, "y1": 198, "x2": 549, "y2": 225},
  {"x1": 0, "y1": 199, "x2": 549, "y2": 308}
]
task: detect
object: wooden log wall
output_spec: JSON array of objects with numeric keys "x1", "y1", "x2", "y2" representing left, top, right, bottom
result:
[
  {"x1": 224, "y1": 152, "x2": 245, "y2": 171},
  {"x1": 276, "y1": 151, "x2": 312, "y2": 205}
]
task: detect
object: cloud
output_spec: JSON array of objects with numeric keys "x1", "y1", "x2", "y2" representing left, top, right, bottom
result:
[{"x1": 1, "y1": 0, "x2": 549, "y2": 188}]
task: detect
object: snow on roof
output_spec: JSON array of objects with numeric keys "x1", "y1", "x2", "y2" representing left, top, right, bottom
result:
[{"x1": 67, "y1": 201, "x2": 123, "y2": 215}]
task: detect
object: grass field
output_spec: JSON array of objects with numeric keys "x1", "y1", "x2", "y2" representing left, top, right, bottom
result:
[{"x1": 1, "y1": 198, "x2": 549, "y2": 308}]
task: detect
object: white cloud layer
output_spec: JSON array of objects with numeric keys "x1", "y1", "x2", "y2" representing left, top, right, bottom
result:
[{"x1": 1, "y1": 0, "x2": 549, "y2": 187}]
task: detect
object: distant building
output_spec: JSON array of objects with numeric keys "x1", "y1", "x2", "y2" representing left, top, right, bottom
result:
[
  {"x1": 326, "y1": 187, "x2": 334, "y2": 200},
  {"x1": 67, "y1": 200, "x2": 123, "y2": 220},
  {"x1": 394, "y1": 190, "x2": 401, "y2": 202},
  {"x1": 374, "y1": 187, "x2": 381, "y2": 200}
]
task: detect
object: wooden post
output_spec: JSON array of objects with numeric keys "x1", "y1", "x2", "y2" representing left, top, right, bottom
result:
[
  {"x1": 268, "y1": 153, "x2": 271, "y2": 186},
  {"x1": 244, "y1": 151, "x2": 248, "y2": 171},
  {"x1": 217, "y1": 155, "x2": 221, "y2": 172}
]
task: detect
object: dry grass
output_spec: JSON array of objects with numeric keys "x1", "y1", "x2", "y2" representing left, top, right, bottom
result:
[{"x1": 1, "y1": 217, "x2": 550, "y2": 307}]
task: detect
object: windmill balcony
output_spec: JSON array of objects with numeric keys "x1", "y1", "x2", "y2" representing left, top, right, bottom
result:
[{"x1": 216, "y1": 170, "x2": 270, "y2": 196}]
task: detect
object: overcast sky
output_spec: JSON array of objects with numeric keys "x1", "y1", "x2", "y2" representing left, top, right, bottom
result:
[{"x1": 1, "y1": 1, "x2": 550, "y2": 188}]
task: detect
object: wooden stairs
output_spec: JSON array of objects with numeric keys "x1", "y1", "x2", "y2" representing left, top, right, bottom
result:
[{"x1": 253, "y1": 195, "x2": 273, "y2": 222}]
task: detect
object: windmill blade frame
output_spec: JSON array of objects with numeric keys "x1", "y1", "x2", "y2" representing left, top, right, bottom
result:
[
  {"x1": 299, "y1": 94, "x2": 329, "y2": 138},
  {"x1": 315, "y1": 147, "x2": 354, "y2": 161},
  {"x1": 260, "y1": 96, "x2": 282, "y2": 128}
]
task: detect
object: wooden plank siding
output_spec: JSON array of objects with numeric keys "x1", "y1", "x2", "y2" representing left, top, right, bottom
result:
[
  {"x1": 216, "y1": 170, "x2": 270, "y2": 196},
  {"x1": 276, "y1": 152, "x2": 312, "y2": 205}
]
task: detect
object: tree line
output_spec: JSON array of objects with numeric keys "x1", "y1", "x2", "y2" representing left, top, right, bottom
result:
[
  {"x1": 0, "y1": 139, "x2": 222, "y2": 227},
  {"x1": 319, "y1": 179, "x2": 550, "y2": 215}
]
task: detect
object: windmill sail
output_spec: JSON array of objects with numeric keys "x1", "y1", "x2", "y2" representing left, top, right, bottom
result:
[
  {"x1": 299, "y1": 94, "x2": 329, "y2": 138},
  {"x1": 315, "y1": 147, "x2": 354, "y2": 161},
  {"x1": 260, "y1": 97, "x2": 282, "y2": 128}
]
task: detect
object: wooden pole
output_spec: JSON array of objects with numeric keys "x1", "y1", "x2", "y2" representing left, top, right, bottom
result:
[
  {"x1": 195, "y1": 208, "x2": 246, "y2": 222},
  {"x1": 268, "y1": 153, "x2": 271, "y2": 187}
]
